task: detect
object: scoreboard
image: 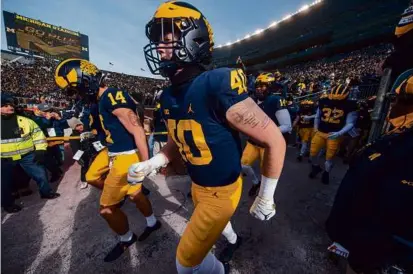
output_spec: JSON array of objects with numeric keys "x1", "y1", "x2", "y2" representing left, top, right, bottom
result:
[{"x1": 3, "y1": 11, "x2": 89, "y2": 60}]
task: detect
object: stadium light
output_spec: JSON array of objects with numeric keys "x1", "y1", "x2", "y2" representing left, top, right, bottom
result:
[
  {"x1": 215, "y1": 0, "x2": 323, "y2": 49},
  {"x1": 283, "y1": 14, "x2": 292, "y2": 21},
  {"x1": 299, "y1": 4, "x2": 309, "y2": 11}
]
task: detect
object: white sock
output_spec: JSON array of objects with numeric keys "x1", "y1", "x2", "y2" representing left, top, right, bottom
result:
[
  {"x1": 119, "y1": 230, "x2": 133, "y2": 242},
  {"x1": 242, "y1": 165, "x2": 259, "y2": 185},
  {"x1": 146, "y1": 214, "x2": 157, "y2": 227},
  {"x1": 222, "y1": 222, "x2": 237, "y2": 244},
  {"x1": 325, "y1": 160, "x2": 333, "y2": 172},
  {"x1": 176, "y1": 252, "x2": 224, "y2": 274}
]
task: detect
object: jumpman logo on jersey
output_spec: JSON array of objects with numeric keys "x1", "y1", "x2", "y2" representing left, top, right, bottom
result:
[{"x1": 188, "y1": 103, "x2": 195, "y2": 114}]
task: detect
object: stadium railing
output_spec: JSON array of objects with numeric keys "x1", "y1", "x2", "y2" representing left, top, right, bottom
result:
[
  {"x1": 368, "y1": 68, "x2": 393, "y2": 142},
  {"x1": 351, "y1": 84, "x2": 380, "y2": 100}
]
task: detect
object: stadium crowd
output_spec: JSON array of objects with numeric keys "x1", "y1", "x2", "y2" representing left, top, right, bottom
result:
[{"x1": 1, "y1": 56, "x2": 167, "y2": 107}]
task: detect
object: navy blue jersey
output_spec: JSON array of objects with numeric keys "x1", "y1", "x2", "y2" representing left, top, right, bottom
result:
[
  {"x1": 98, "y1": 88, "x2": 137, "y2": 153},
  {"x1": 258, "y1": 94, "x2": 287, "y2": 126},
  {"x1": 318, "y1": 98, "x2": 357, "y2": 133},
  {"x1": 326, "y1": 126, "x2": 413, "y2": 271},
  {"x1": 297, "y1": 106, "x2": 316, "y2": 128},
  {"x1": 161, "y1": 68, "x2": 249, "y2": 187},
  {"x1": 153, "y1": 103, "x2": 168, "y2": 142},
  {"x1": 84, "y1": 103, "x2": 106, "y2": 143}
]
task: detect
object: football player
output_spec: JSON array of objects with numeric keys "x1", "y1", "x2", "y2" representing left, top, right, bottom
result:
[
  {"x1": 54, "y1": 59, "x2": 160, "y2": 262},
  {"x1": 128, "y1": 1, "x2": 286, "y2": 273},
  {"x1": 309, "y1": 84, "x2": 358, "y2": 185},
  {"x1": 242, "y1": 72, "x2": 292, "y2": 197},
  {"x1": 292, "y1": 99, "x2": 316, "y2": 162}
]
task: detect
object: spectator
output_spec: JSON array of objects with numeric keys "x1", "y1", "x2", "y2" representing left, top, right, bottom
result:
[
  {"x1": 68, "y1": 117, "x2": 88, "y2": 189},
  {"x1": 1, "y1": 94, "x2": 60, "y2": 213}
]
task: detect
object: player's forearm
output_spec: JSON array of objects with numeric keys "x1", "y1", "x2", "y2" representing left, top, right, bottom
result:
[
  {"x1": 226, "y1": 98, "x2": 286, "y2": 179},
  {"x1": 261, "y1": 129, "x2": 286, "y2": 179},
  {"x1": 133, "y1": 128, "x2": 149, "y2": 161},
  {"x1": 337, "y1": 111, "x2": 358, "y2": 135}
]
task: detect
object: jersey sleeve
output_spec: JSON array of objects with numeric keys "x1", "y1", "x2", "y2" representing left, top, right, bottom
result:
[
  {"x1": 101, "y1": 89, "x2": 135, "y2": 112},
  {"x1": 268, "y1": 95, "x2": 286, "y2": 112},
  {"x1": 209, "y1": 68, "x2": 249, "y2": 114}
]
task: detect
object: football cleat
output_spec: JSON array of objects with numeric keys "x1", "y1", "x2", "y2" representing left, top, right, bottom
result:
[
  {"x1": 104, "y1": 233, "x2": 137, "y2": 262},
  {"x1": 218, "y1": 236, "x2": 243, "y2": 263},
  {"x1": 309, "y1": 165, "x2": 322, "y2": 179},
  {"x1": 138, "y1": 220, "x2": 162, "y2": 242}
]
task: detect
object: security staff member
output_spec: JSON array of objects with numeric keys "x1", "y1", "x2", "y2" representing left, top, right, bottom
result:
[
  {"x1": 326, "y1": 71, "x2": 413, "y2": 273},
  {"x1": 1, "y1": 94, "x2": 60, "y2": 213}
]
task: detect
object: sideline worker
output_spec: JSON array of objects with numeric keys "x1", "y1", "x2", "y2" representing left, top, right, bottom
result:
[{"x1": 1, "y1": 94, "x2": 60, "y2": 213}]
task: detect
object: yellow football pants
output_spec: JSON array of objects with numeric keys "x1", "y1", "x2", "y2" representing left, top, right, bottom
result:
[
  {"x1": 176, "y1": 176, "x2": 243, "y2": 267},
  {"x1": 241, "y1": 141, "x2": 264, "y2": 168},
  {"x1": 310, "y1": 131, "x2": 343, "y2": 161},
  {"x1": 298, "y1": 128, "x2": 314, "y2": 143},
  {"x1": 85, "y1": 149, "x2": 142, "y2": 206}
]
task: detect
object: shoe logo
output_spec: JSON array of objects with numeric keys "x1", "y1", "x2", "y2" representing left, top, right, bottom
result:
[
  {"x1": 368, "y1": 153, "x2": 381, "y2": 161},
  {"x1": 188, "y1": 103, "x2": 195, "y2": 114},
  {"x1": 261, "y1": 211, "x2": 272, "y2": 220}
]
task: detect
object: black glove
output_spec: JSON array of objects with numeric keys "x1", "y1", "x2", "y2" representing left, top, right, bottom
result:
[{"x1": 34, "y1": 150, "x2": 47, "y2": 165}]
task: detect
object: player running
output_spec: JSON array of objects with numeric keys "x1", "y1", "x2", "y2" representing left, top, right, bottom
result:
[
  {"x1": 54, "y1": 59, "x2": 160, "y2": 262},
  {"x1": 292, "y1": 99, "x2": 316, "y2": 162},
  {"x1": 128, "y1": 1, "x2": 286, "y2": 273},
  {"x1": 308, "y1": 84, "x2": 358, "y2": 185}
]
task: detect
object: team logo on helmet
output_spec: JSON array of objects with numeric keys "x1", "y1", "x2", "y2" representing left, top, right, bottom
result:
[
  {"x1": 80, "y1": 60, "x2": 99, "y2": 76},
  {"x1": 328, "y1": 84, "x2": 350, "y2": 100},
  {"x1": 54, "y1": 58, "x2": 102, "y2": 96},
  {"x1": 256, "y1": 72, "x2": 275, "y2": 85}
]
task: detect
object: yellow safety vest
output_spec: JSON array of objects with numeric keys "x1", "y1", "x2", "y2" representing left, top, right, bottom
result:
[{"x1": 0, "y1": 115, "x2": 47, "y2": 160}]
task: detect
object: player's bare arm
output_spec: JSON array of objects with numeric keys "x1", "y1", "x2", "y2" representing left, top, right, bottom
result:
[
  {"x1": 226, "y1": 97, "x2": 286, "y2": 179},
  {"x1": 113, "y1": 108, "x2": 149, "y2": 160},
  {"x1": 128, "y1": 127, "x2": 180, "y2": 183}
]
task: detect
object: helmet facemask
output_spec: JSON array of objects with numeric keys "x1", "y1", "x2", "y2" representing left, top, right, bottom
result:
[{"x1": 144, "y1": 16, "x2": 212, "y2": 78}]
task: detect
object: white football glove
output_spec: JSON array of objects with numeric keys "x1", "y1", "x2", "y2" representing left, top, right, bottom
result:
[
  {"x1": 249, "y1": 175, "x2": 278, "y2": 221},
  {"x1": 250, "y1": 196, "x2": 276, "y2": 221},
  {"x1": 127, "y1": 153, "x2": 169, "y2": 184}
]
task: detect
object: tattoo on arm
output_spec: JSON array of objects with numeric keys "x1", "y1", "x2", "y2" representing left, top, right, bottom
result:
[
  {"x1": 127, "y1": 110, "x2": 141, "y2": 127},
  {"x1": 229, "y1": 99, "x2": 271, "y2": 129}
]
